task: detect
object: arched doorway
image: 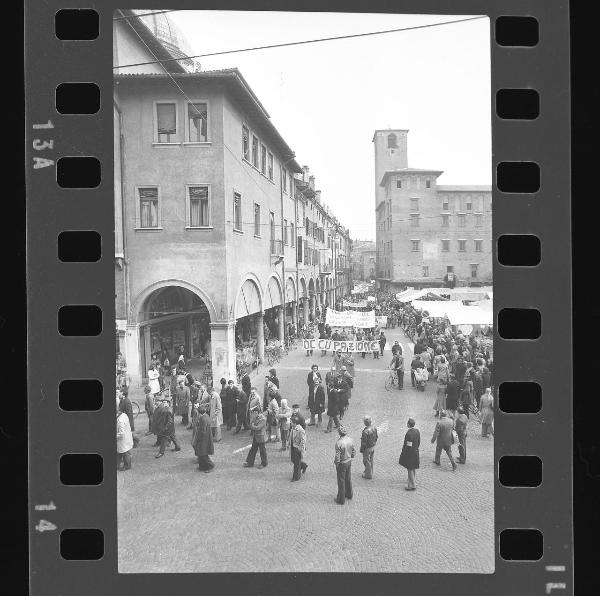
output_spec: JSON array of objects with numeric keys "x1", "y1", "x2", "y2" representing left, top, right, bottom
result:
[
  {"x1": 285, "y1": 277, "x2": 297, "y2": 331},
  {"x1": 262, "y1": 275, "x2": 284, "y2": 341},
  {"x1": 137, "y1": 284, "x2": 212, "y2": 383},
  {"x1": 234, "y1": 277, "x2": 263, "y2": 374}
]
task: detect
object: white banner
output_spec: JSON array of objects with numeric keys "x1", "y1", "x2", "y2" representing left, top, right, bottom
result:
[
  {"x1": 375, "y1": 315, "x2": 387, "y2": 326},
  {"x1": 367, "y1": 295, "x2": 376, "y2": 302},
  {"x1": 343, "y1": 299, "x2": 367, "y2": 308},
  {"x1": 326, "y1": 309, "x2": 376, "y2": 328},
  {"x1": 303, "y1": 339, "x2": 379, "y2": 353}
]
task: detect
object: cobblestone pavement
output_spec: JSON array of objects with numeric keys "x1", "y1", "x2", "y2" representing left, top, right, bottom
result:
[{"x1": 118, "y1": 327, "x2": 494, "y2": 573}]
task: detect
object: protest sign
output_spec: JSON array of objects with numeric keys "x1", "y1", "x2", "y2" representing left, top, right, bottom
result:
[
  {"x1": 302, "y1": 339, "x2": 379, "y2": 353},
  {"x1": 376, "y1": 315, "x2": 387, "y2": 326},
  {"x1": 326, "y1": 309, "x2": 376, "y2": 328}
]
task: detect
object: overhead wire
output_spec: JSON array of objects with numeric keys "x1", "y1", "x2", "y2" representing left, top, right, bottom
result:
[
  {"x1": 113, "y1": 10, "x2": 177, "y2": 20},
  {"x1": 113, "y1": 15, "x2": 488, "y2": 70}
]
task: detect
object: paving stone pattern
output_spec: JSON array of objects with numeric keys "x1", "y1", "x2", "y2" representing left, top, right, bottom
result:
[{"x1": 118, "y1": 328, "x2": 494, "y2": 573}]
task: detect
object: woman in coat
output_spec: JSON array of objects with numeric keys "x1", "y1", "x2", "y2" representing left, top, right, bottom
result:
[
  {"x1": 479, "y1": 387, "x2": 494, "y2": 437},
  {"x1": 192, "y1": 403, "x2": 215, "y2": 472},
  {"x1": 277, "y1": 398, "x2": 292, "y2": 450},
  {"x1": 148, "y1": 365, "x2": 161, "y2": 397},
  {"x1": 117, "y1": 400, "x2": 134, "y2": 471},
  {"x1": 398, "y1": 418, "x2": 420, "y2": 490}
]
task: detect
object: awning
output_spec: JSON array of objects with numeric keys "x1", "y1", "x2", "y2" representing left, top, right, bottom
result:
[
  {"x1": 412, "y1": 300, "x2": 494, "y2": 326},
  {"x1": 235, "y1": 280, "x2": 262, "y2": 318},
  {"x1": 285, "y1": 279, "x2": 296, "y2": 303},
  {"x1": 263, "y1": 277, "x2": 283, "y2": 310}
]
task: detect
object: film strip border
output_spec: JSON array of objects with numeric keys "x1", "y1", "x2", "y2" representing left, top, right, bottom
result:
[{"x1": 26, "y1": 2, "x2": 571, "y2": 594}]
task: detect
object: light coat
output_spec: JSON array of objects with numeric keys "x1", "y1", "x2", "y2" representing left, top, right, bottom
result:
[{"x1": 116, "y1": 412, "x2": 133, "y2": 453}]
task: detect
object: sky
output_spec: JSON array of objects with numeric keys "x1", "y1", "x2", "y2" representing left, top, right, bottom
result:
[{"x1": 167, "y1": 10, "x2": 492, "y2": 241}]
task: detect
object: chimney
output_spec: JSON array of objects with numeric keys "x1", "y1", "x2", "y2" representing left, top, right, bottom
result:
[
  {"x1": 309, "y1": 175, "x2": 315, "y2": 190},
  {"x1": 302, "y1": 165, "x2": 309, "y2": 183}
]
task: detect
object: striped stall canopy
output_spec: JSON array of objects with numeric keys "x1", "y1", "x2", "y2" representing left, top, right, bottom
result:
[
  {"x1": 235, "y1": 280, "x2": 262, "y2": 318},
  {"x1": 263, "y1": 277, "x2": 283, "y2": 310}
]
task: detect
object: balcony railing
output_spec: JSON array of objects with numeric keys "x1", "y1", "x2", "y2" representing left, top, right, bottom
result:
[{"x1": 270, "y1": 239, "x2": 284, "y2": 256}]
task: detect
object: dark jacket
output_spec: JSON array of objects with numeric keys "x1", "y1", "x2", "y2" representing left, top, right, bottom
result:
[
  {"x1": 431, "y1": 416, "x2": 453, "y2": 448},
  {"x1": 250, "y1": 412, "x2": 268, "y2": 443},
  {"x1": 331, "y1": 377, "x2": 350, "y2": 409},
  {"x1": 360, "y1": 425, "x2": 378, "y2": 452},
  {"x1": 153, "y1": 406, "x2": 174, "y2": 437},
  {"x1": 312, "y1": 385, "x2": 326, "y2": 414},
  {"x1": 399, "y1": 427, "x2": 420, "y2": 470},
  {"x1": 307, "y1": 370, "x2": 322, "y2": 405},
  {"x1": 445, "y1": 379, "x2": 461, "y2": 410},
  {"x1": 192, "y1": 412, "x2": 214, "y2": 456},
  {"x1": 454, "y1": 413, "x2": 468, "y2": 436},
  {"x1": 326, "y1": 391, "x2": 340, "y2": 417},
  {"x1": 241, "y1": 374, "x2": 252, "y2": 398},
  {"x1": 234, "y1": 387, "x2": 249, "y2": 416}
]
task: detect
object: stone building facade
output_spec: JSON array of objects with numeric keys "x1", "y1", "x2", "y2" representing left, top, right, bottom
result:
[
  {"x1": 113, "y1": 13, "x2": 351, "y2": 386},
  {"x1": 373, "y1": 129, "x2": 492, "y2": 290}
]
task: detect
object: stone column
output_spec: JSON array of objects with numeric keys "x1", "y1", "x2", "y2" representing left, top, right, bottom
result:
[
  {"x1": 292, "y1": 301, "x2": 298, "y2": 329},
  {"x1": 142, "y1": 325, "x2": 151, "y2": 378},
  {"x1": 278, "y1": 305, "x2": 285, "y2": 341},
  {"x1": 125, "y1": 323, "x2": 141, "y2": 387},
  {"x1": 188, "y1": 315, "x2": 195, "y2": 358},
  {"x1": 303, "y1": 297, "x2": 309, "y2": 325},
  {"x1": 209, "y1": 321, "x2": 237, "y2": 382},
  {"x1": 310, "y1": 295, "x2": 316, "y2": 320},
  {"x1": 256, "y1": 311, "x2": 265, "y2": 364}
]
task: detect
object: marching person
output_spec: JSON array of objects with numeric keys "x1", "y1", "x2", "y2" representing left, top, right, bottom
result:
[
  {"x1": 391, "y1": 351, "x2": 404, "y2": 390},
  {"x1": 360, "y1": 415, "x2": 378, "y2": 480},
  {"x1": 398, "y1": 418, "x2": 420, "y2": 490},
  {"x1": 143, "y1": 385, "x2": 155, "y2": 436},
  {"x1": 333, "y1": 425, "x2": 356, "y2": 505},
  {"x1": 266, "y1": 388, "x2": 280, "y2": 443},
  {"x1": 154, "y1": 399, "x2": 181, "y2": 459},
  {"x1": 277, "y1": 398, "x2": 292, "y2": 450},
  {"x1": 243, "y1": 402, "x2": 268, "y2": 469},
  {"x1": 119, "y1": 386, "x2": 139, "y2": 448},
  {"x1": 445, "y1": 373, "x2": 461, "y2": 419},
  {"x1": 116, "y1": 399, "x2": 134, "y2": 471},
  {"x1": 206, "y1": 384, "x2": 223, "y2": 442},
  {"x1": 233, "y1": 383, "x2": 250, "y2": 433},
  {"x1": 309, "y1": 377, "x2": 326, "y2": 427},
  {"x1": 175, "y1": 377, "x2": 191, "y2": 427},
  {"x1": 454, "y1": 407, "x2": 469, "y2": 463},
  {"x1": 324, "y1": 383, "x2": 341, "y2": 433},
  {"x1": 290, "y1": 414, "x2": 307, "y2": 481},
  {"x1": 307, "y1": 364, "x2": 322, "y2": 411},
  {"x1": 192, "y1": 402, "x2": 215, "y2": 473},
  {"x1": 431, "y1": 410, "x2": 457, "y2": 471},
  {"x1": 378, "y1": 331, "x2": 387, "y2": 357},
  {"x1": 479, "y1": 387, "x2": 494, "y2": 438}
]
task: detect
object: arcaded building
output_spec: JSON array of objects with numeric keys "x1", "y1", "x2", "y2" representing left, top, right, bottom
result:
[{"x1": 373, "y1": 129, "x2": 492, "y2": 290}]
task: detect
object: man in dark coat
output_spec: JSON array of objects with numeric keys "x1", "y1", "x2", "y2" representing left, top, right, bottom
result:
[
  {"x1": 220, "y1": 378, "x2": 232, "y2": 430},
  {"x1": 453, "y1": 357, "x2": 467, "y2": 386},
  {"x1": 241, "y1": 373, "x2": 252, "y2": 401},
  {"x1": 325, "y1": 389, "x2": 340, "y2": 433},
  {"x1": 306, "y1": 364, "x2": 322, "y2": 411},
  {"x1": 445, "y1": 374, "x2": 461, "y2": 417},
  {"x1": 330, "y1": 373, "x2": 350, "y2": 420},
  {"x1": 399, "y1": 418, "x2": 420, "y2": 490},
  {"x1": 431, "y1": 410, "x2": 457, "y2": 470},
  {"x1": 378, "y1": 332, "x2": 387, "y2": 357},
  {"x1": 233, "y1": 384, "x2": 249, "y2": 433},
  {"x1": 454, "y1": 407, "x2": 468, "y2": 464},
  {"x1": 308, "y1": 377, "x2": 326, "y2": 426},
  {"x1": 154, "y1": 400, "x2": 181, "y2": 458},
  {"x1": 192, "y1": 403, "x2": 214, "y2": 472}
]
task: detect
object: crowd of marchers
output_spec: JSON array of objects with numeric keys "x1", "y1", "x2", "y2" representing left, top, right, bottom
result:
[{"x1": 116, "y1": 290, "x2": 494, "y2": 502}]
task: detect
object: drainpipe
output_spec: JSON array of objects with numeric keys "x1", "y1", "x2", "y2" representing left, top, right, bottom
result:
[{"x1": 280, "y1": 154, "x2": 296, "y2": 343}]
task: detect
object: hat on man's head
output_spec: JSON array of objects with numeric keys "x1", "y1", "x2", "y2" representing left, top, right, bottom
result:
[{"x1": 292, "y1": 403, "x2": 300, "y2": 409}]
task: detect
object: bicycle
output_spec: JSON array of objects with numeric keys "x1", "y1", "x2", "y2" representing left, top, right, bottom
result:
[
  {"x1": 130, "y1": 400, "x2": 142, "y2": 418},
  {"x1": 385, "y1": 368, "x2": 398, "y2": 391},
  {"x1": 468, "y1": 402, "x2": 481, "y2": 423}
]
